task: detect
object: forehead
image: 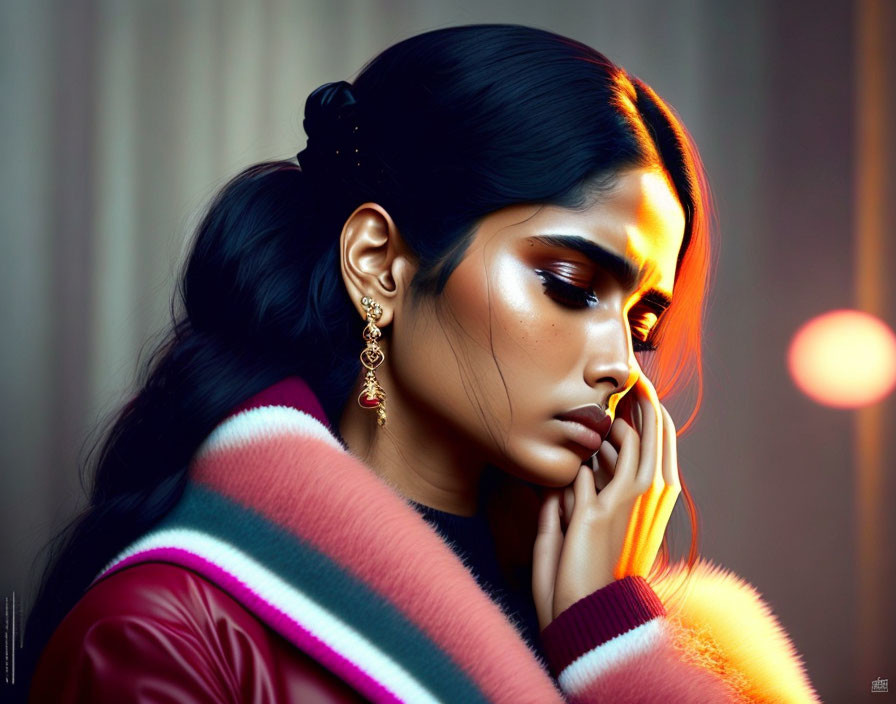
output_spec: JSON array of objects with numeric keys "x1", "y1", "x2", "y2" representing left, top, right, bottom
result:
[{"x1": 479, "y1": 167, "x2": 686, "y2": 297}]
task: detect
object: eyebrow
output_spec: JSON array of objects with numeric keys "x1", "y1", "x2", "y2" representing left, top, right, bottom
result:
[{"x1": 529, "y1": 234, "x2": 673, "y2": 314}]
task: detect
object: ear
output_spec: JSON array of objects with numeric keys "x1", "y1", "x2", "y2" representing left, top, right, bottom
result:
[{"x1": 339, "y1": 202, "x2": 415, "y2": 327}]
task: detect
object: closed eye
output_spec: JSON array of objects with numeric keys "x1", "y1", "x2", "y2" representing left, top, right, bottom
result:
[
  {"x1": 534, "y1": 268, "x2": 597, "y2": 307},
  {"x1": 535, "y1": 269, "x2": 659, "y2": 352}
]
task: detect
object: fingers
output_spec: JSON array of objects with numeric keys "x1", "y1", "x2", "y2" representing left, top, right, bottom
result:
[
  {"x1": 616, "y1": 375, "x2": 666, "y2": 577},
  {"x1": 593, "y1": 415, "x2": 640, "y2": 511},
  {"x1": 532, "y1": 489, "x2": 564, "y2": 631},
  {"x1": 659, "y1": 404, "x2": 681, "y2": 489},
  {"x1": 594, "y1": 415, "x2": 640, "y2": 575},
  {"x1": 630, "y1": 403, "x2": 681, "y2": 575},
  {"x1": 593, "y1": 442, "x2": 617, "y2": 490},
  {"x1": 634, "y1": 375, "x2": 662, "y2": 489},
  {"x1": 562, "y1": 485, "x2": 576, "y2": 531},
  {"x1": 618, "y1": 377, "x2": 658, "y2": 569},
  {"x1": 571, "y1": 461, "x2": 599, "y2": 514}
]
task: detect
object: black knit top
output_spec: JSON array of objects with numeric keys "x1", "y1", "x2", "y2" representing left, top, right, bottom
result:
[{"x1": 407, "y1": 498, "x2": 546, "y2": 664}]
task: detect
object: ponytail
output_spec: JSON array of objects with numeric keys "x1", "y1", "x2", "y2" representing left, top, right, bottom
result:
[{"x1": 17, "y1": 160, "x2": 358, "y2": 698}]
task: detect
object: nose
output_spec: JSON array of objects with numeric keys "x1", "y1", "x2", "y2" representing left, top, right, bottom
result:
[{"x1": 583, "y1": 311, "x2": 637, "y2": 400}]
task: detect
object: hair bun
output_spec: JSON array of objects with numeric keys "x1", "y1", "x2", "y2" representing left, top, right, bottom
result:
[
  {"x1": 297, "y1": 80, "x2": 365, "y2": 183},
  {"x1": 303, "y1": 80, "x2": 359, "y2": 140}
]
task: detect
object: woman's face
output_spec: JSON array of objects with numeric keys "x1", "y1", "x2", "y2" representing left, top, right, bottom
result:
[{"x1": 389, "y1": 165, "x2": 685, "y2": 488}]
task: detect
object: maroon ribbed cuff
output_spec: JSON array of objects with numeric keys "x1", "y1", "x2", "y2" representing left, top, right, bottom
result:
[{"x1": 539, "y1": 575, "x2": 667, "y2": 678}]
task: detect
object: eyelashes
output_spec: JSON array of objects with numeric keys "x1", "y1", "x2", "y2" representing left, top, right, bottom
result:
[
  {"x1": 534, "y1": 269, "x2": 658, "y2": 352},
  {"x1": 534, "y1": 268, "x2": 598, "y2": 306}
]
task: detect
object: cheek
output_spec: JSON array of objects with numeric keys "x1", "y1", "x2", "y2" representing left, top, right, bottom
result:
[
  {"x1": 388, "y1": 302, "x2": 459, "y2": 404},
  {"x1": 486, "y1": 259, "x2": 583, "y2": 378},
  {"x1": 446, "y1": 254, "x2": 570, "y2": 387},
  {"x1": 487, "y1": 262, "x2": 598, "y2": 480},
  {"x1": 389, "y1": 256, "x2": 592, "y2": 483},
  {"x1": 387, "y1": 263, "x2": 512, "y2": 435}
]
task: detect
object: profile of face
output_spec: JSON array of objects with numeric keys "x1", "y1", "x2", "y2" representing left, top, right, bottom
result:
[{"x1": 339, "y1": 165, "x2": 685, "y2": 508}]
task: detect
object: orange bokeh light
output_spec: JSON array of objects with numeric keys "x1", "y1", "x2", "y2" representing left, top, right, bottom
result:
[{"x1": 788, "y1": 309, "x2": 896, "y2": 408}]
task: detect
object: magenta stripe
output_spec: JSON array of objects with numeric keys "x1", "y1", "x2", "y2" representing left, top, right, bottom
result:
[
  {"x1": 92, "y1": 548, "x2": 404, "y2": 704},
  {"x1": 227, "y1": 376, "x2": 332, "y2": 429}
]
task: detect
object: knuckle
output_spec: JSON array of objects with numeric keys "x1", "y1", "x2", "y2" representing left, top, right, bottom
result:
[
  {"x1": 584, "y1": 501, "x2": 612, "y2": 523},
  {"x1": 632, "y1": 476, "x2": 654, "y2": 495}
]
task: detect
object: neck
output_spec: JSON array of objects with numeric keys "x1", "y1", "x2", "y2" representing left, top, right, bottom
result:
[{"x1": 338, "y1": 367, "x2": 485, "y2": 517}]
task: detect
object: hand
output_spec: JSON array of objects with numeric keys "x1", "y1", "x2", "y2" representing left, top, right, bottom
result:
[{"x1": 531, "y1": 373, "x2": 682, "y2": 632}]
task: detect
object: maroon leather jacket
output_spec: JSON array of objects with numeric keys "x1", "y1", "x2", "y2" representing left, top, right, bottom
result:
[{"x1": 29, "y1": 562, "x2": 369, "y2": 703}]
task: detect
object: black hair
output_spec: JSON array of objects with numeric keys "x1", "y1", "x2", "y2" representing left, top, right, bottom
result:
[{"x1": 17, "y1": 23, "x2": 710, "y2": 698}]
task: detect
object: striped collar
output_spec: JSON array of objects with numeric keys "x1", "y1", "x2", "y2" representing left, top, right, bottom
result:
[{"x1": 91, "y1": 376, "x2": 565, "y2": 703}]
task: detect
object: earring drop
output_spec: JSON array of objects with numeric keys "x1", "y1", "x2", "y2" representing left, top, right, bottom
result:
[{"x1": 357, "y1": 295, "x2": 387, "y2": 426}]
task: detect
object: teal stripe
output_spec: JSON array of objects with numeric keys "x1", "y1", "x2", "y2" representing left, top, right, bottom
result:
[{"x1": 151, "y1": 483, "x2": 490, "y2": 704}]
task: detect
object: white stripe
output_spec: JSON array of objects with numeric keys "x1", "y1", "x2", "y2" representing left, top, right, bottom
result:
[
  {"x1": 196, "y1": 405, "x2": 346, "y2": 458},
  {"x1": 557, "y1": 617, "x2": 667, "y2": 695},
  {"x1": 99, "y1": 527, "x2": 444, "y2": 704}
]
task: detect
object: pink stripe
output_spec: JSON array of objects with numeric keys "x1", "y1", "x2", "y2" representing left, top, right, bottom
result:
[
  {"x1": 564, "y1": 639, "x2": 741, "y2": 704},
  {"x1": 191, "y1": 435, "x2": 564, "y2": 703},
  {"x1": 93, "y1": 548, "x2": 404, "y2": 704}
]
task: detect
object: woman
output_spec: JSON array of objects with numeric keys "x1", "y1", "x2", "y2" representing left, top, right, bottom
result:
[{"x1": 20, "y1": 23, "x2": 820, "y2": 703}]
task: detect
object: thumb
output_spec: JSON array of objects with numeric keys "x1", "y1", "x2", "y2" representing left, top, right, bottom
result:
[{"x1": 532, "y1": 488, "x2": 564, "y2": 631}]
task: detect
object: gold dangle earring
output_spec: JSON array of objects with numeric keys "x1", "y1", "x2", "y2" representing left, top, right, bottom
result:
[{"x1": 357, "y1": 295, "x2": 387, "y2": 426}]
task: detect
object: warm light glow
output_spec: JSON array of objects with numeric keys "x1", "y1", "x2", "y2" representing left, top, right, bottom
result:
[{"x1": 788, "y1": 309, "x2": 896, "y2": 408}]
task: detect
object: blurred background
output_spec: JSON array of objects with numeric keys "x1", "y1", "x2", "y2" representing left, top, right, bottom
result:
[{"x1": 2, "y1": 0, "x2": 894, "y2": 700}]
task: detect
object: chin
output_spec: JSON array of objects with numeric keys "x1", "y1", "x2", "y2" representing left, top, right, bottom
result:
[{"x1": 501, "y1": 437, "x2": 590, "y2": 488}]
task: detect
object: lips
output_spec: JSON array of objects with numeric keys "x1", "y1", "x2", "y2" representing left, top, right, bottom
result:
[{"x1": 555, "y1": 405, "x2": 613, "y2": 452}]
